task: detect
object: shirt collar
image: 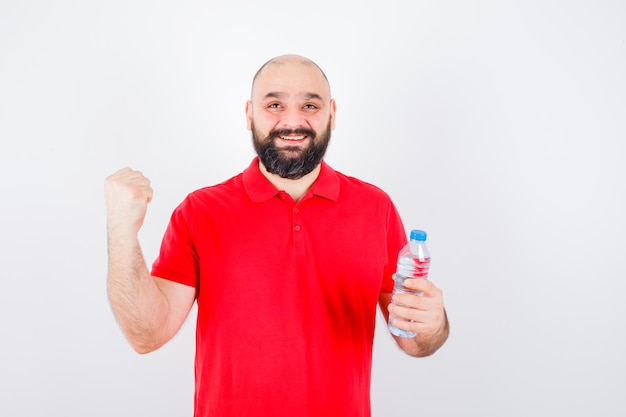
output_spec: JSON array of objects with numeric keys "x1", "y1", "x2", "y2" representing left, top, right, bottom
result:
[{"x1": 242, "y1": 157, "x2": 340, "y2": 203}]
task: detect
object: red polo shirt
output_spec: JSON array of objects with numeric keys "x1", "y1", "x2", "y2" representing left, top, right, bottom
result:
[{"x1": 152, "y1": 158, "x2": 407, "y2": 417}]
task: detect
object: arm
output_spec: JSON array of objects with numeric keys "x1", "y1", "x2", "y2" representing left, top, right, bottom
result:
[
  {"x1": 378, "y1": 279, "x2": 449, "y2": 357},
  {"x1": 105, "y1": 168, "x2": 196, "y2": 354}
]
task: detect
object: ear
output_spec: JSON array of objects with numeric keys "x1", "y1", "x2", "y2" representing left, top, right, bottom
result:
[
  {"x1": 245, "y1": 100, "x2": 253, "y2": 131},
  {"x1": 329, "y1": 98, "x2": 337, "y2": 131}
]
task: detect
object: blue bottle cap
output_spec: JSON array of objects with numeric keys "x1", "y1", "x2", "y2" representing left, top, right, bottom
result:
[{"x1": 410, "y1": 229, "x2": 427, "y2": 241}]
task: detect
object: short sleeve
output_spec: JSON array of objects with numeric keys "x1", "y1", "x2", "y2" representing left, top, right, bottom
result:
[
  {"x1": 151, "y1": 197, "x2": 199, "y2": 288},
  {"x1": 380, "y1": 201, "x2": 408, "y2": 294}
]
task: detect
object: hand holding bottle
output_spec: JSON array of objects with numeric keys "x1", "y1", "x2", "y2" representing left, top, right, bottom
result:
[{"x1": 387, "y1": 276, "x2": 445, "y2": 340}]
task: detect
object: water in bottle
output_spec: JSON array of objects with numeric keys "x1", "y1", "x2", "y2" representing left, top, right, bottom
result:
[{"x1": 388, "y1": 229, "x2": 431, "y2": 338}]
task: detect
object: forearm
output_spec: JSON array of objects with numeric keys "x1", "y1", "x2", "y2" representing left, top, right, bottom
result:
[
  {"x1": 107, "y1": 231, "x2": 170, "y2": 354},
  {"x1": 394, "y1": 308, "x2": 449, "y2": 357}
]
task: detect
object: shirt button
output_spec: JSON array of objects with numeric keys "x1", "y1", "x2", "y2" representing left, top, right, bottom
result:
[
  {"x1": 295, "y1": 225, "x2": 301, "y2": 232},
  {"x1": 294, "y1": 208, "x2": 299, "y2": 213}
]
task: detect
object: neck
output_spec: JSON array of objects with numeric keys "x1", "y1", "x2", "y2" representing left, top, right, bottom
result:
[{"x1": 259, "y1": 161, "x2": 322, "y2": 202}]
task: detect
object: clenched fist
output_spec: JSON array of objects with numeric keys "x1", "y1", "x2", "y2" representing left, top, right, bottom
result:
[{"x1": 104, "y1": 168, "x2": 154, "y2": 237}]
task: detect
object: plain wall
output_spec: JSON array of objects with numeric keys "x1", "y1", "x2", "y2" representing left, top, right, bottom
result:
[{"x1": 1, "y1": 0, "x2": 625, "y2": 416}]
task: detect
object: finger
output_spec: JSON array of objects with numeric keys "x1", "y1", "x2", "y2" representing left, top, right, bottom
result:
[
  {"x1": 126, "y1": 169, "x2": 147, "y2": 181},
  {"x1": 389, "y1": 303, "x2": 443, "y2": 335},
  {"x1": 404, "y1": 278, "x2": 440, "y2": 295},
  {"x1": 146, "y1": 187, "x2": 154, "y2": 203},
  {"x1": 130, "y1": 181, "x2": 153, "y2": 203},
  {"x1": 105, "y1": 168, "x2": 139, "y2": 188},
  {"x1": 112, "y1": 166, "x2": 132, "y2": 176},
  {"x1": 389, "y1": 303, "x2": 430, "y2": 327},
  {"x1": 392, "y1": 292, "x2": 429, "y2": 311}
]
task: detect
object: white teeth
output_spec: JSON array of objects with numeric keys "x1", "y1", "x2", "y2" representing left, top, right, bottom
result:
[{"x1": 281, "y1": 135, "x2": 305, "y2": 141}]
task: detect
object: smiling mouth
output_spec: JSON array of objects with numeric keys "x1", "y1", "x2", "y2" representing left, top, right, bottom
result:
[{"x1": 280, "y1": 135, "x2": 307, "y2": 141}]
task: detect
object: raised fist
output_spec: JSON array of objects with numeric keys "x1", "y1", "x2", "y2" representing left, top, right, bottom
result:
[{"x1": 104, "y1": 168, "x2": 154, "y2": 236}]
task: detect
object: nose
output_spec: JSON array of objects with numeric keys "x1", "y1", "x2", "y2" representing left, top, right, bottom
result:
[{"x1": 279, "y1": 106, "x2": 307, "y2": 129}]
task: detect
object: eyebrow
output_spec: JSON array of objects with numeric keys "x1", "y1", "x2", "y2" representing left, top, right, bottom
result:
[{"x1": 263, "y1": 92, "x2": 323, "y2": 101}]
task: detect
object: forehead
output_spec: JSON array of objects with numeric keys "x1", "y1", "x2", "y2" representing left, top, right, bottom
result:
[{"x1": 251, "y1": 61, "x2": 330, "y2": 102}]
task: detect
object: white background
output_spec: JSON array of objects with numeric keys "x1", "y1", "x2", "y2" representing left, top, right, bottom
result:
[{"x1": 1, "y1": 1, "x2": 625, "y2": 416}]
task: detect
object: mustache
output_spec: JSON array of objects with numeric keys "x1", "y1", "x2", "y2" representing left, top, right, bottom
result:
[{"x1": 268, "y1": 127, "x2": 316, "y2": 139}]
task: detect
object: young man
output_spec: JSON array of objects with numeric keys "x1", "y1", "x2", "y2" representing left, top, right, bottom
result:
[{"x1": 105, "y1": 54, "x2": 448, "y2": 417}]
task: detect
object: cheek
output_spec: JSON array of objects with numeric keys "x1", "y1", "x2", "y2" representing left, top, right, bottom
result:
[
  {"x1": 310, "y1": 114, "x2": 332, "y2": 131},
  {"x1": 251, "y1": 116, "x2": 278, "y2": 139},
  {"x1": 255, "y1": 113, "x2": 281, "y2": 131}
]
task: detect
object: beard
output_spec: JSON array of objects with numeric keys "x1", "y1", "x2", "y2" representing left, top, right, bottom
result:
[{"x1": 252, "y1": 121, "x2": 331, "y2": 180}]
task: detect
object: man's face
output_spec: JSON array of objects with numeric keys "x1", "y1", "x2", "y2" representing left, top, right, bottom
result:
[{"x1": 246, "y1": 61, "x2": 336, "y2": 179}]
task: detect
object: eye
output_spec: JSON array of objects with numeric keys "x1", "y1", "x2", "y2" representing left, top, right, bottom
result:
[
  {"x1": 267, "y1": 102, "x2": 283, "y2": 109},
  {"x1": 303, "y1": 103, "x2": 318, "y2": 110}
]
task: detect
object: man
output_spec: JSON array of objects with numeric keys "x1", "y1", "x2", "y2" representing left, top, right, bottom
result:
[{"x1": 105, "y1": 54, "x2": 449, "y2": 417}]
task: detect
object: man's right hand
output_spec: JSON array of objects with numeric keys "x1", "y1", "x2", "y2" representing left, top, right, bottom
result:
[
  {"x1": 104, "y1": 168, "x2": 154, "y2": 236},
  {"x1": 104, "y1": 168, "x2": 195, "y2": 354}
]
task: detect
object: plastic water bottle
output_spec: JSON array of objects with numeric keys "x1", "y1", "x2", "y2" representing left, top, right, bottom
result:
[{"x1": 388, "y1": 229, "x2": 431, "y2": 338}]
